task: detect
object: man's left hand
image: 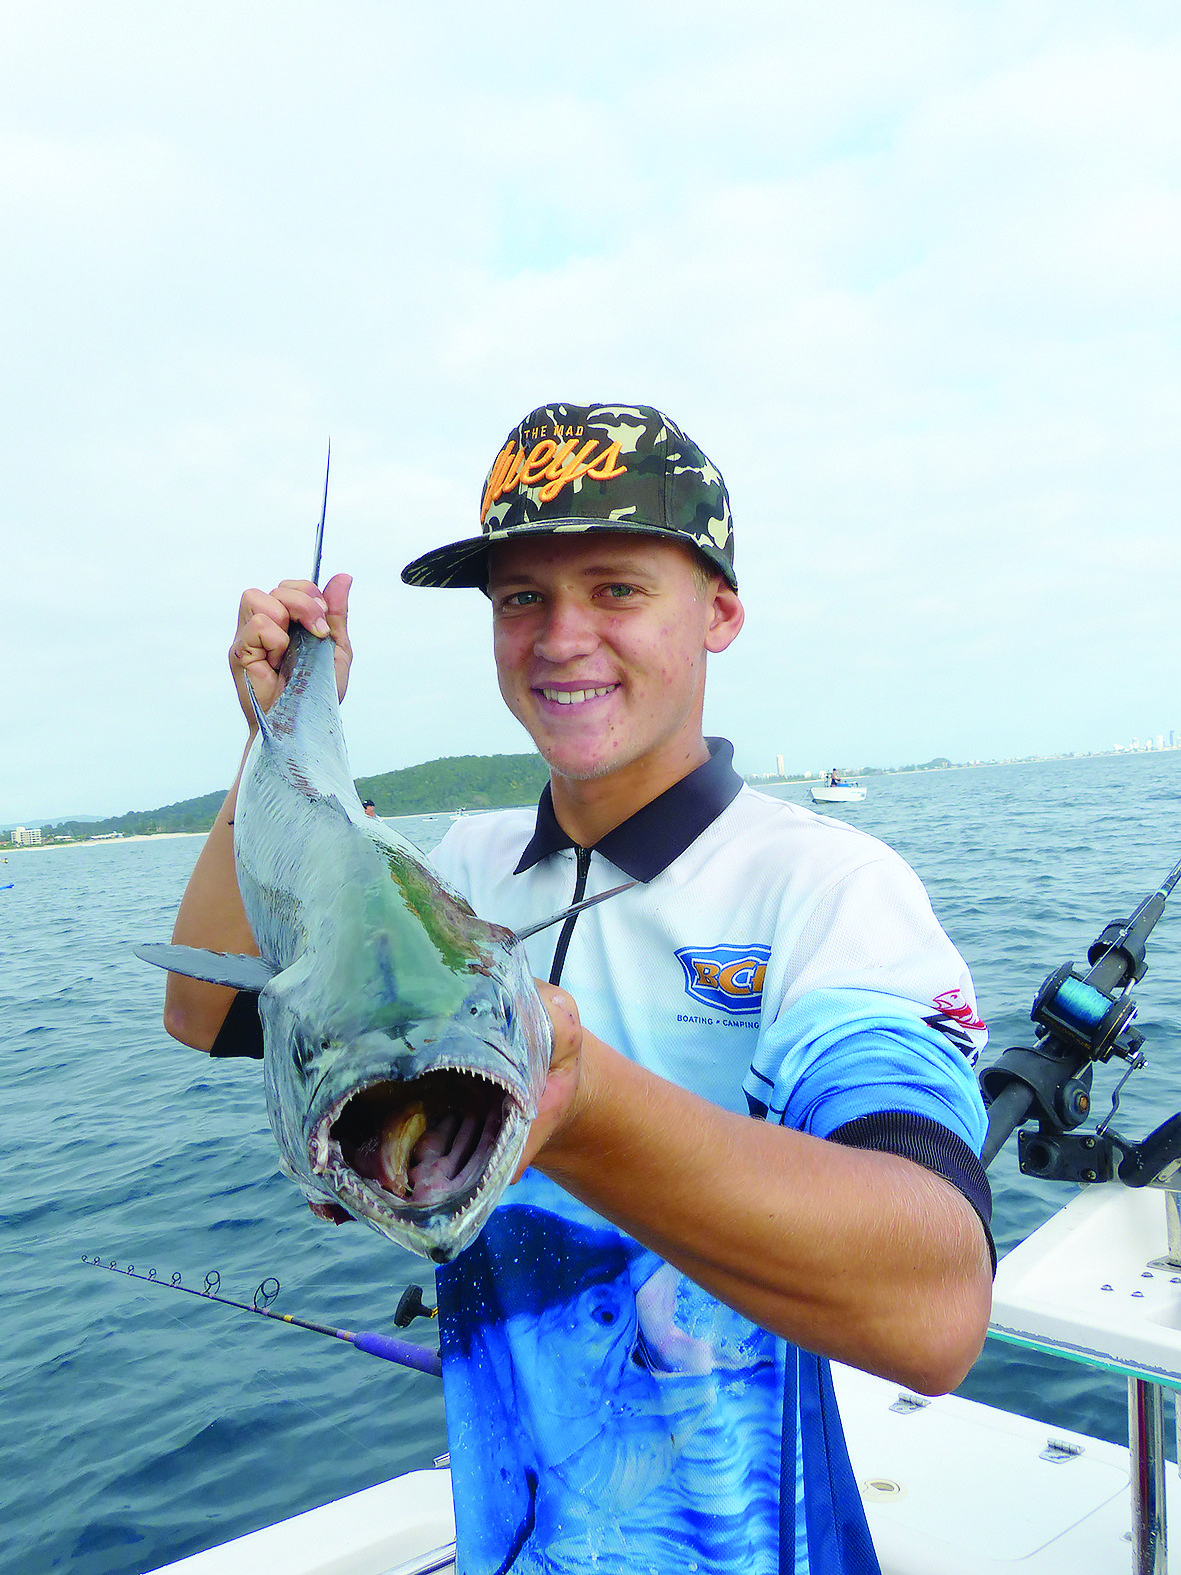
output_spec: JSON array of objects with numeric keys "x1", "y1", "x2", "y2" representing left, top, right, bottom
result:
[{"x1": 513, "y1": 981, "x2": 585, "y2": 1181}]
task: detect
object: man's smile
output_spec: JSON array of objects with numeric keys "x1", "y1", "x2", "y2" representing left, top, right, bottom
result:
[{"x1": 537, "y1": 684, "x2": 620, "y2": 706}]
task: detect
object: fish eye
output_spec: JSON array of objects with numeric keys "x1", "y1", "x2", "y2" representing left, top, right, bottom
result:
[{"x1": 590, "y1": 1297, "x2": 617, "y2": 1327}]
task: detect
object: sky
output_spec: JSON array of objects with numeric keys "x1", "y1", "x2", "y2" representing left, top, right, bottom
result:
[{"x1": 4, "y1": 0, "x2": 1180, "y2": 822}]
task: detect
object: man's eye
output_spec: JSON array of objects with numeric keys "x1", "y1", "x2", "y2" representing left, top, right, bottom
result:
[
  {"x1": 501, "y1": 591, "x2": 541, "y2": 608},
  {"x1": 604, "y1": 584, "x2": 635, "y2": 599}
]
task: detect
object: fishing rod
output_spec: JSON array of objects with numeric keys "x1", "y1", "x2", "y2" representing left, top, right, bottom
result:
[
  {"x1": 980, "y1": 854, "x2": 1181, "y2": 1178},
  {"x1": 84, "y1": 1258, "x2": 442, "y2": 1378}
]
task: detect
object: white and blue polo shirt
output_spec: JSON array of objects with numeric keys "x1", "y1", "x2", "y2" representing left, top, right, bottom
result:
[{"x1": 432, "y1": 740, "x2": 990, "y2": 1575}]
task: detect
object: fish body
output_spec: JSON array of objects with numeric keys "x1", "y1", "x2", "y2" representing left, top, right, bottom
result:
[{"x1": 142, "y1": 619, "x2": 551, "y2": 1264}]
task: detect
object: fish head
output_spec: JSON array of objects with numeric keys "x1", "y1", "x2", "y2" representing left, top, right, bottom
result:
[{"x1": 260, "y1": 928, "x2": 552, "y2": 1263}]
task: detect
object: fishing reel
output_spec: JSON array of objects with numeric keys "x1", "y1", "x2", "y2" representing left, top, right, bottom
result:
[
  {"x1": 981, "y1": 964, "x2": 1145, "y2": 1184},
  {"x1": 1031, "y1": 964, "x2": 1142, "y2": 1066},
  {"x1": 980, "y1": 857, "x2": 1181, "y2": 1184}
]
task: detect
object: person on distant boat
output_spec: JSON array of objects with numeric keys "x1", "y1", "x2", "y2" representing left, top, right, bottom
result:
[
  {"x1": 163, "y1": 402, "x2": 992, "y2": 1575},
  {"x1": 361, "y1": 799, "x2": 378, "y2": 818}
]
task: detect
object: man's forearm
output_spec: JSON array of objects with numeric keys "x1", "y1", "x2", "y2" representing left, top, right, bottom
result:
[
  {"x1": 163, "y1": 748, "x2": 257, "y2": 1050},
  {"x1": 535, "y1": 1031, "x2": 992, "y2": 1395}
]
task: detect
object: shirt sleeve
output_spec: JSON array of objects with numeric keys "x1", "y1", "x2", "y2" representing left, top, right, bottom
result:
[{"x1": 745, "y1": 989, "x2": 988, "y2": 1150}]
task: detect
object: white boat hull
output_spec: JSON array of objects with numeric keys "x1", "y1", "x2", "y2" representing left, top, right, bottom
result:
[
  {"x1": 146, "y1": 1468, "x2": 456, "y2": 1575},
  {"x1": 146, "y1": 1368, "x2": 1180, "y2": 1575},
  {"x1": 811, "y1": 783, "x2": 867, "y2": 802}
]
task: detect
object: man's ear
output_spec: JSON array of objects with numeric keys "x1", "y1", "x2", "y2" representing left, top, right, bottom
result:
[{"x1": 705, "y1": 585, "x2": 744, "y2": 654}]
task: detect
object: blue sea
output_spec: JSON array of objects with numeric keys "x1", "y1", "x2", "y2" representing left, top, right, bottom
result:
[{"x1": 2, "y1": 753, "x2": 1180, "y2": 1574}]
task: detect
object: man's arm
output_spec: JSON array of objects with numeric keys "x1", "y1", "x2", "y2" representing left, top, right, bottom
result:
[
  {"x1": 163, "y1": 574, "x2": 352, "y2": 1050},
  {"x1": 524, "y1": 985, "x2": 992, "y2": 1397}
]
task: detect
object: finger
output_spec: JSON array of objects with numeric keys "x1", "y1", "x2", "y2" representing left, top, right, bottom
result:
[
  {"x1": 511, "y1": 984, "x2": 584, "y2": 1182},
  {"x1": 534, "y1": 981, "x2": 582, "y2": 1065},
  {"x1": 236, "y1": 585, "x2": 291, "y2": 638},
  {"x1": 232, "y1": 606, "x2": 293, "y2": 677},
  {"x1": 270, "y1": 579, "x2": 330, "y2": 638}
]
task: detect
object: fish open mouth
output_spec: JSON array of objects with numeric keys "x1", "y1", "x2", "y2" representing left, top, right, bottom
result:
[{"x1": 326, "y1": 1069, "x2": 512, "y2": 1208}]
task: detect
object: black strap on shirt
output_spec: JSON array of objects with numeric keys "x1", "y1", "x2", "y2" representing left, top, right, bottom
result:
[
  {"x1": 828, "y1": 1110, "x2": 996, "y2": 1272},
  {"x1": 209, "y1": 989, "x2": 263, "y2": 1059}
]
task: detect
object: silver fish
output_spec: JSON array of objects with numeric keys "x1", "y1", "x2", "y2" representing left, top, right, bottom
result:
[{"x1": 136, "y1": 470, "x2": 632, "y2": 1262}]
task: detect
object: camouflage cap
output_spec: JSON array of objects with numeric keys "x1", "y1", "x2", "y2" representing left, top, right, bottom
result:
[{"x1": 400, "y1": 402, "x2": 736, "y2": 590}]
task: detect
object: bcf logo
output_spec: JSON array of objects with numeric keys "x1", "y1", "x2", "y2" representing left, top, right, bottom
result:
[{"x1": 675, "y1": 944, "x2": 771, "y2": 1015}]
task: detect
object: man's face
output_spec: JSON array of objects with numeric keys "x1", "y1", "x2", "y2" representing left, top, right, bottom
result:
[{"x1": 488, "y1": 532, "x2": 741, "y2": 786}]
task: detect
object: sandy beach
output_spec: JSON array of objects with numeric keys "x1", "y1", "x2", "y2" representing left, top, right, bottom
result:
[{"x1": 6, "y1": 831, "x2": 207, "y2": 853}]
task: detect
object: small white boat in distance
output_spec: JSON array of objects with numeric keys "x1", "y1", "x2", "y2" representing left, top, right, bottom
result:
[{"x1": 811, "y1": 780, "x2": 867, "y2": 803}]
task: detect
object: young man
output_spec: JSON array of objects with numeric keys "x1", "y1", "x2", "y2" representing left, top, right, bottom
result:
[{"x1": 166, "y1": 402, "x2": 992, "y2": 1575}]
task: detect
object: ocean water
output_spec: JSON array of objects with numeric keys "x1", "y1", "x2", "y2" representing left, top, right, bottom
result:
[{"x1": 2, "y1": 755, "x2": 1180, "y2": 1573}]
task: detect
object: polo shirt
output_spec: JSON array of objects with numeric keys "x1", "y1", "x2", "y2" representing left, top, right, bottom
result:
[{"x1": 430, "y1": 740, "x2": 990, "y2": 1575}]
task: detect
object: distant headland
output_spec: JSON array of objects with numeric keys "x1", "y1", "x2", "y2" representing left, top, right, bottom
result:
[
  {"x1": 6, "y1": 740, "x2": 1177, "y2": 848},
  {"x1": 9, "y1": 754, "x2": 553, "y2": 847}
]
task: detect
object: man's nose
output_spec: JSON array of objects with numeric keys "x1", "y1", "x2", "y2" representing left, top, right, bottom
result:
[{"x1": 532, "y1": 595, "x2": 598, "y2": 663}]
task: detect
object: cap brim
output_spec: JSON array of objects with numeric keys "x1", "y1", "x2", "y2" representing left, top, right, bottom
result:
[{"x1": 401, "y1": 519, "x2": 737, "y2": 589}]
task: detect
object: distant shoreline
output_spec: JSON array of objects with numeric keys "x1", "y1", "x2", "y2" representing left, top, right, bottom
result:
[
  {"x1": 5, "y1": 815, "x2": 454, "y2": 853},
  {"x1": 8, "y1": 831, "x2": 208, "y2": 853},
  {"x1": 7, "y1": 747, "x2": 1176, "y2": 850}
]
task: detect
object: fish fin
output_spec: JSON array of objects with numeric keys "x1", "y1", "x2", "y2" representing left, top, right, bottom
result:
[
  {"x1": 312, "y1": 440, "x2": 330, "y2": 587},
  {"x1": 134, "y1": 943, "x2": 278, "y2": 992},
  {"x1": 242, "y1": 673, "x2": 275, "y2": 742},
  {"x1": 514, "y1": 879, "x2": 640, "y2": 941}
]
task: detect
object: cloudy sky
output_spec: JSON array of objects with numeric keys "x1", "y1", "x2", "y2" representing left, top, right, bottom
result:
[{"x1": 4, "y1": 1, "x2": 1179, "y2": 822}]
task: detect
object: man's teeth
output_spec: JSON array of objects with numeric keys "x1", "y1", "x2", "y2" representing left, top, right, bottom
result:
[{"x1": 541, "y1": 686, "x2": 616, "y2": 705}]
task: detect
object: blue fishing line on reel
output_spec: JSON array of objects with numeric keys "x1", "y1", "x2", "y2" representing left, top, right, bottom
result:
[
  {"x1": 1052, "y1": 974, "x2": 1112, "y2": 1032},
  {"x1": 1030, "y1": 962, "x2": 1139, "y2": 1062}
]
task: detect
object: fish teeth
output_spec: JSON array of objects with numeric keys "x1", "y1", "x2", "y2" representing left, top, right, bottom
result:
[{"x1": 380, "y1": 1102, "x2": 429, "y2": 1196}]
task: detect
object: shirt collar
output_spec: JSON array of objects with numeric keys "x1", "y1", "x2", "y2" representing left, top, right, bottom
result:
[{"x1": 513, "y1": 739, "x2": 743, "y2": 881}]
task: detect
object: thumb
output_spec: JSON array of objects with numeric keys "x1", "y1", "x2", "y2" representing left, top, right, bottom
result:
[
  {"x1": 321, "y1": 573, "x2": 353, "y2": 703},
  {"x1": 323, "y1": 572, "x2": 352, "y2": 628}
]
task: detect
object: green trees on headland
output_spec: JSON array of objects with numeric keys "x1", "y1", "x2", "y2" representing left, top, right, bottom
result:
[
  {"x1": 41, "y1": 755, "x2": 552, "y2": 840},
  {"x1": 355, "y1": 754, "x2": 550, "y2": 817},
  {"x1": 44, "y1": 791, "x2": 230, "y2": 840}
]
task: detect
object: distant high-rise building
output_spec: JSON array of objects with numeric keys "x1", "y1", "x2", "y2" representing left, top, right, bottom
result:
[
  {"x1": 1157, "y1": 735, "x2": 1166, "y2": 752},
  {"x1": 10, "y1": 827, "x2": 41, "y2": 846},
  {"x1": 776, "y1": 754, "x2": 785, "y2": 778}
]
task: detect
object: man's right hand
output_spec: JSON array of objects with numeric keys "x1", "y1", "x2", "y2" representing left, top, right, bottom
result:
[{"x1": 229, "y1": 573, "x2": 353, "y2": 728}]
